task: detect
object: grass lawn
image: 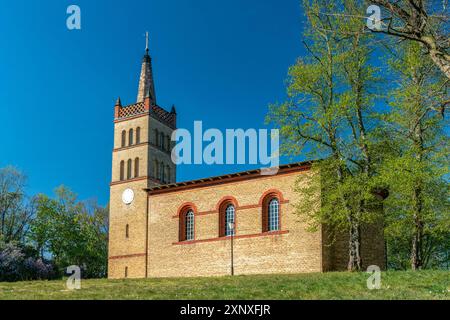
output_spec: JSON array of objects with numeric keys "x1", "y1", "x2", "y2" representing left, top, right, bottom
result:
[{"x1": 0, "y1": 270, "x2": 448, "y2": 300}]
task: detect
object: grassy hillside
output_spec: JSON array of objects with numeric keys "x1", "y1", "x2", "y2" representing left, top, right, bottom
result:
[{"x1": 0, "y1": 270, "x2": 448, "y2": 300}]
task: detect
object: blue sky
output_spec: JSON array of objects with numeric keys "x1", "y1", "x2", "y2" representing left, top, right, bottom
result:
[{"x1": 0, "y1": 0, "x2": 306, "y2": 205}]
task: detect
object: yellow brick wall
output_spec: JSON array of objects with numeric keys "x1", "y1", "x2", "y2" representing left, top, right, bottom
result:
[
  {"x1": 108, "y1": 179, "x2": 149, "y2": 279},
  {"x1": 146, "y1": 170, "x2": 323, "y2": 278}
]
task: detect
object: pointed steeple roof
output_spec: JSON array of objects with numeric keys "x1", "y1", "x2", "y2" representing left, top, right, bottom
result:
[{"x1": 136, "y1": 32, "x2": 156, "y2": 105}]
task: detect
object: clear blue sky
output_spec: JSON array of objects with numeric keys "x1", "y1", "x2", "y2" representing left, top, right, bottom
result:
[{"x1": 0, "y1": 0, "x2": 306, "y2": 205}]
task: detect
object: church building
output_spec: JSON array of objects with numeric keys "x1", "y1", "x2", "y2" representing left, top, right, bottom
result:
[{"x1": 107, "y1": 40, "x2": 385, "y2": 279}]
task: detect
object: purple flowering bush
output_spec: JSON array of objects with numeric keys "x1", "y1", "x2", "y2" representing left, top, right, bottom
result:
[{"x1": 0, "y1": 241, "x2": 56, "y2": 282}]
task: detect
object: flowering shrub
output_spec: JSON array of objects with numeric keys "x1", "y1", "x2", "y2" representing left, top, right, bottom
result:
[{"x1": 0, "y1": 241, "x2": 57, "y2": 282}]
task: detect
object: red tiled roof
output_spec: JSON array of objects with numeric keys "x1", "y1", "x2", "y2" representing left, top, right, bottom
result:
[{"x1": 146, "y1": 161, "x2": 314, "y2": 195}]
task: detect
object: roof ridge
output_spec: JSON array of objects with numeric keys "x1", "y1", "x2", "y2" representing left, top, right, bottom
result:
[{"x1": 146, "y1": 160, "x2": 315, "y2": 194}]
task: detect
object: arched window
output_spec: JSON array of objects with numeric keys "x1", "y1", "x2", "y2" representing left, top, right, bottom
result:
[
  {"x1": 127, "y1": 159, "x2": 132, "y2": 180},
  {"x1": 125, "y1": 224, "x2": 129, "y2": 238},
  {"x1": 121, "y1": 130, "x2": 126, "y2": 147},
  {"x1": 225, "y1": 205, "x2": 235, "y2": 236},
  {"x1": 166, "y1": 166, "x2": 171, "y2": 184},
  {"x1": 129, "y1": 129, "x2": 134, "y2": 146},
  {"x1": 185, "y1": 210, "x2": 194, "y2": 241},
  {"x1": 159, "y1": 162, "x2": 164, "y2": 182},
  {"x1": 179, "y1": 208, "x2": 195, "y2": 242},
  {"x1": 261, "y1": 191, "x2": 282, "y2": 232},
  {"x1": 136, "y1": 127, "x2": 141, "y2": 144},
  {"x1": 124, "y1": 266, "x2": 128, "y2": 278},
  {"x1": 166, "y1": 135, "x2": 171, "y2": 152},
  {"x1": 154, "y1": 129, "x2": 159, "y2": 146},
  {"x1": 160, "y1": 132, "x2": 165, "y2": 150},
  {"x1": 134, "y1": 158, "x2": 139, "y2": 178},
  {"x1": 268, "y1": 198, "x2": 280, "y2": 232},
  {"x1": 120, "y1": 161, "x2": 125, "y2": 181},
  {"x1": 153, "y1": 159, "x2": 158, "y2": 178},
  {"x1": 218, "y1": 198, "x2": 238, "y2": 237}
]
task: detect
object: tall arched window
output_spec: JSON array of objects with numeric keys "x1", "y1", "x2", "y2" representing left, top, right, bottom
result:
[
  {"x1": 134, "y1": 158, "x2": 140, "y2": 178},
  {"x1": 166, "y1": 135, "x2": 171, "y2": 152},
  {"x1": 185, "y1": 210, "x2": 194, "y2": 241},
  {"x1": 124, "y1": 266, "x2": 128, "y2": 278},
  {"x1": 179, "y1": 208, "x2": 195, "y2": 242},
  {"x1": 125, "y1": 224, "x2": 129, "y2": 238},
  {"x1": 120, "y1": 161, "x2": 125, "y2": 181},
  {"x1": 127, "y1": 159, "x2": 132, "y2": 180},
  {"x1": 159, "y1": 162, "x2": 164, "y2": 182},
  {"x1": 121, "y1": 130, "x2": 126, "y2": 147},
  {"x1": 225, "y1": 205, "x2": 235, "y2": 236},
  {"x1": 160, "y1": 132, "x2": 165, "y2": 150},
  {"x1": 154, "y1": 129, "x2": 159, "y2": 146},
  {"x1": 261, "y1": 191, "x2": 282, "y2": 233},
  {"x1": 153, "y1": 159, "x2": 158, "y2": 178},
  {"x1": 129, "y1": 129, "x2": 134, "y2": 146},
  {"x1": 268, "y1": 198, "x2": 280, "y2": 231},
  {"x1": 218, "y1": 198, "x2": 238, "y2": 237},
  {"x1": 136, "y1": 127, "x2": 141, "y2": 144},
  {"x1": 166, "y1": 166, "x2": 171, "y2": 184}
]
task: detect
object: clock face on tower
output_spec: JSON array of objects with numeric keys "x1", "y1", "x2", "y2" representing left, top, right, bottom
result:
[{"x1": 122, "y1": 188, "x2": 134, "y2": 205}]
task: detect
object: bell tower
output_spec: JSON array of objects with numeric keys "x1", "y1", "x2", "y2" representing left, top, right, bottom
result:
[{"x1": 108, "y1": 34, "x2": 177, "y2": 279}]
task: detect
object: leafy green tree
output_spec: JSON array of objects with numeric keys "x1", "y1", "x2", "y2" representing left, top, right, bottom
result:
[
  {"x1": 0, "y1": 166, "x2": 36, "y2": 243},
  {"x1": 376, "y1": 42, "x2": 449, "y2": 270},
  {"x1": 30, "y1": 186, "x2": 108, "y2": 278},
  {"x1": 267, "y1": 0, "x2": 384, "y2": 271},
  {"x1": 368, "y1": 0, "x2": 449, "y2": 80}
]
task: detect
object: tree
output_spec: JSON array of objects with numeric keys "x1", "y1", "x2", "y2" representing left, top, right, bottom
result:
[
  {"x1": 0, "y1": 167, "x2": 36, "y2": 243},
  {"x1": 267, "y1": 0, "x2": 384, "y2": 271},
  {"x1": 30, "y1": 186, "x2": 109, "y2": 278},
  {"x1": 376, "y1": 42, "x2": 449, "y2": 270},
  {"x1": 368, "y1": 0, "x2": 450, "y2": 80},
  {"x1": 0, "y1": 239, "x2": 56, "y2": 282}
]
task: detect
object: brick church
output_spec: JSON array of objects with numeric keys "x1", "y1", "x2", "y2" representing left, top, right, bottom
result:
[{"x1": 107, "y1": 39, "x2": 385, "y2": 279}]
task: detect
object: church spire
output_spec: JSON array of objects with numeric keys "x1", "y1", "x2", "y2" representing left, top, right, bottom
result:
[{"x1": 136, "y1": 32, "x2": 156, "y2": 105}]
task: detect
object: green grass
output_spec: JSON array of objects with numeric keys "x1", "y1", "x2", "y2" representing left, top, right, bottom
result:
[{"x1": 0, "y1": 270, "x2": 448, "y2": 300}]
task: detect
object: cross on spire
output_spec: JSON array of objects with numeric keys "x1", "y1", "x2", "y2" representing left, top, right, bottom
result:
[{"x1": 137, "y1": 32, "x2": 156, "y2": 104}]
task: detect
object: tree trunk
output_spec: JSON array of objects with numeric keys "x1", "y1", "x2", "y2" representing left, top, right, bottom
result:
[
  {"x1": 348, "y1": 214, "x2": 362, "y2": 271},
  {"x1": 411, "y1": 186, "x2": 424, "y2": 270}
]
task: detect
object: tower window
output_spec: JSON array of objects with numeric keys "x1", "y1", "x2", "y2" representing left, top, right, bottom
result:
[
  {"x1": 126, "y1": 224, "x2": 129, "y2": 238},
  {"x1": 120, "y1": 161, "x2": 125, "y2": 181},
  {"x1": 121, "y1": 130, "x2": 126, "y2": 148},
  {"x1": 136, "y1": 127, "x2": 141, "y2": 144},
  {"x1": 154, "y1": 129, "x2": 159, "y2": 146},
  {"x1": 159, "y1": 162, "x2": 164, "y2": 182},
  {"x1": 127, "y1": 159, "x2": 132, "y2": 180},
  {"x1": 129, "y1": 129, "x2": 134, "y2": 146},
  {"x1": 160, "y1": 132, "x2": 165, "y2": 150},
  {"x1": 153, "y1": 159, "x2": 158, "y2": 178},
  {"x1": 166, "y1": 135, "x2": 171, "y2": 152},
  {"x1": 166, "y1": 166, "x2": 171, "y2": 184},
  {"x1": 125, "y1": 266, "x2": 128, "y2": 278},
  {"x1": 134, "y1": 158, "x2": 140, "y2": 178}
]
